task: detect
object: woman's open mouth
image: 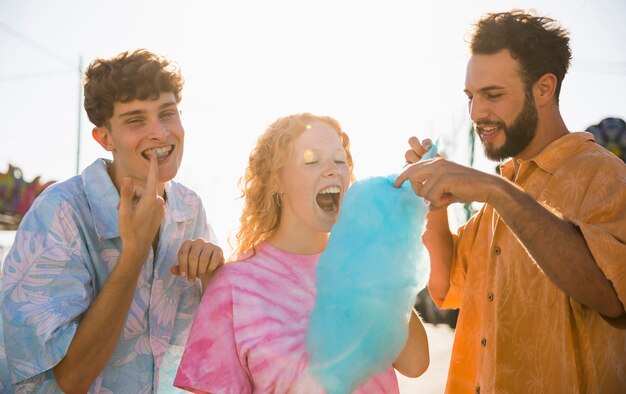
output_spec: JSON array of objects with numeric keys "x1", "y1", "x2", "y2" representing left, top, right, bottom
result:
[{"x1": 316, "y1": 186, "x2": 341, "y2": 213}]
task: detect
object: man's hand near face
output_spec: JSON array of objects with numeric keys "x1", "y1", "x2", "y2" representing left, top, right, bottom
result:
[{"x1": 118, "y1": 153, "x2": 165, "y2": 261}]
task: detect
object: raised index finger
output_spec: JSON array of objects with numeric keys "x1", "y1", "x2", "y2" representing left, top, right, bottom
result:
[
  {"x1": 145, "y1": 152, "x2": 160, "y2": 197},
  {"x1": 394, "y1": 163, "x2": 416, "y2": 188},
  {"x1": 118, "y1": 177, "x2": 134, "y2": 215},
  {"x1": 394, "y1": 159, "x2": 435, "y2": 188}
]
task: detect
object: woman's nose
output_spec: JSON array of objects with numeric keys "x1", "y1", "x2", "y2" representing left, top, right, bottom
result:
[{"x1": 322, "y1": 161, "x2": 338, "y2": 177}]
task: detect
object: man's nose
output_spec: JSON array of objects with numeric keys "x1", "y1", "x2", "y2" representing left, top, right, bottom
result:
[
  {"x1": 469, "y1": 97, "x2": 489, "y2": 123},
  {"x1": 148, "y1": 119, "x2": 169, "y2": 140}
]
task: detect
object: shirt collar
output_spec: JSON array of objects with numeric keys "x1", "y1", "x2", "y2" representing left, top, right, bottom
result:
[
  {"x1": 83, "y1": 159, "x2": 120, "y2": 240},
  {"x1": 162, "y1": 180, "x2": 196, "y2": 223},
  {"x1": 82, "y1": 159, "x2": 193, "y2": 240},
  {"x1": 500, "y1": 132, "x2": 595, "y2": 180}
]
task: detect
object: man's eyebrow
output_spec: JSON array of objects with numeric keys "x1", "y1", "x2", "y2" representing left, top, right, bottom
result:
[
  {"x1": 118, "y1": 101, "x2": 178, "y2": 118},
  {"x1": 464, "y1": 85, "x2": 506, "y2": 95},
  {"x1": 159, "y1": 101, "x2": 178, "y2": 110},
  {"x1": 481, "y1": 85, "x2": 505, "y2": 92},
  {"x1": 118, "y1": 109, "x2": 145, "y2": 118}
]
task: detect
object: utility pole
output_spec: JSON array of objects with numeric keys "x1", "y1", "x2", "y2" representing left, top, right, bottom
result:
[{"x1": 75, "y1": 55, "x2": 83, "y2": 175}]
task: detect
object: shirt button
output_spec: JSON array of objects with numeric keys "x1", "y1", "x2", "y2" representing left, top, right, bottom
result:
[
  {"x1": 487, "y1": 293, "x2": 494, "y2": 302},
  {"x1": 481, "y1": 338, "x2": 487, "y2": 347},
  {"x1": 494, "y1": 246, "x2": 501, "y2": 255},
  {"x1": 475, "y1": 386, "x2": 480, "y2": 394}
]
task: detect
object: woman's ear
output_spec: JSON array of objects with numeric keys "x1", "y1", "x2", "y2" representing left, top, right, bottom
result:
[
  {"x1": 92, "y1": 127, "x2": 114, "y2": 151},
  {"x1": 534, "y1": 73, "x2": 558, "y2": 107}
]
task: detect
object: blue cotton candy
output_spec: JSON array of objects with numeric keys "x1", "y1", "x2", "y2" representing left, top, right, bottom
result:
[{"x1": 306, "y1": 172, "x2": 430, "y2": 394}]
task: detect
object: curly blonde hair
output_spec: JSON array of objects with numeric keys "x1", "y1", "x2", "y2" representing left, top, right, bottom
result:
[{"x1": 234, "y1": 113, "x2": 354, "y2": 259}]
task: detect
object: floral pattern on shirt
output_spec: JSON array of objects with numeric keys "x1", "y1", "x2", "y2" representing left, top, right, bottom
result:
[{"x1": 1, "y1": 158, "x2": 216, "y2": 393}]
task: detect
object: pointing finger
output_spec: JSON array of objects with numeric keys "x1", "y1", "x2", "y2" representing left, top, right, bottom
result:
[
  {"x1": 394, "y1": 165, "x2": 412, "y2": 188},
  {"x1": 118, "y1": 178, "x2": 134, "y2": 215},
  {"x1": 145, "y1": 152, "x2": 160, "y2": 197}
]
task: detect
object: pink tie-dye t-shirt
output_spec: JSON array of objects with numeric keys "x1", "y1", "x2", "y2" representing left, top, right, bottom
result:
[{"x1": 174, "y1": 242, "x2": 399, "y2": 393}]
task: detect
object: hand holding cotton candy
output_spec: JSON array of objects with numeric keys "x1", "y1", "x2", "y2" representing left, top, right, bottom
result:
[{"x1": 305, "y1": 157, "x2": 433, "y2": 393}]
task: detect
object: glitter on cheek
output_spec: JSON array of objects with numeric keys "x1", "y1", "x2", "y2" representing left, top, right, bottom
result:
[{"x1": 303, "y1": 149, "x2": 316, "y2": 163}]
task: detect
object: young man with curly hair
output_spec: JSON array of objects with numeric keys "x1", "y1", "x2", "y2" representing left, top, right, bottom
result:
[{"x1": 1, "y1": 49, "x2": 224, "y2": 393}]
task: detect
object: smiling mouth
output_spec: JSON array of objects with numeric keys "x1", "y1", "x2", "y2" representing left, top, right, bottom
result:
[
  {"x1": 476, "y1": 123, "x2": 502, "y2": 140},
  {"x1": 316, "y1": 186, "x2": 341, "y2": 213},
  {"x1": 142, "y1": 145, "x2": 173, "y2": 160}
]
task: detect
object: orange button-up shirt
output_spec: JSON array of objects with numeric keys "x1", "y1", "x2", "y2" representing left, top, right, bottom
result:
[{"x1": 434, "y1": 132, "x2": 626, "y2": 394}]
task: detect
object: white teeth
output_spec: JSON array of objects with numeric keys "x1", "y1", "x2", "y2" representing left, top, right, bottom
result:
[
  {"x1": 143, "y1": 146, "x2": 172, "y2": 159},
  {"x1": 480, "y1": 124, "x2": 500, "y2": 132},
  {"x1": 319, "y1": 186, "x2": 340, "y2": 194}
]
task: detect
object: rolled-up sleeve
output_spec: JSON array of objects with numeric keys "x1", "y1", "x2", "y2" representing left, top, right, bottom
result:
[
  {"x1": 2, "y1": 230, "x2": 92, "y2": 384},
  {"x1": 573, "y1": 165, "x2": 626, "y2": 314}
]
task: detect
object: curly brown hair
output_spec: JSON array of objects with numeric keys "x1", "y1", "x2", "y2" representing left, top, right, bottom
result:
[
  {"x1": 83, "y1": 49, "x2": 184, "y2": 127},
  {"x1": 234, "y1": 113, "x2": 355, "y2": 259},
  {"x1": 469, "y1": 10, "x2": 571, "y2": 102}
]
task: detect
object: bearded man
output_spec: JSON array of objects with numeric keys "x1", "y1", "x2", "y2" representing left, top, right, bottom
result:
[{"x1": 396, "y1": 10, "x2": 626, "y2": 394}]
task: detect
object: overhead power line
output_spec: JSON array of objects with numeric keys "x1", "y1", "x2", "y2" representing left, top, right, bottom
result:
[
  {"x1": 0, "y1": 70, "x2": 75, "y2": 82},
  {"x1": 0, "y1": 20, "x2": 84, "y2": 175},
  {"x1": 0, "y1": 20, "x2": 75, "y2": 69}
]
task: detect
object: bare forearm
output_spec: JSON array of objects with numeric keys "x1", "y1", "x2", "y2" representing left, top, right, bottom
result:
[
  {"x1": 53, "y1": 249, "x2": 146, "y2": 393},
  {"x1": 393, "y1": 310, "x2": 429, "y2": 377},
  {"x1": 491, "y1": 181, "x2": 624, "y2": 318},
  {"x1": 423, "y1": 208, "x2": 454, "y2": 302}
]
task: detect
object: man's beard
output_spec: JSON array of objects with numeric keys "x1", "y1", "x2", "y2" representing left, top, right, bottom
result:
[{"x1": 480, "y1": 89, "x2": 538, "y2": 161}]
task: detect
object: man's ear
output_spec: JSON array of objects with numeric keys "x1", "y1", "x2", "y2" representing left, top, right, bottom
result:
[
  {"x1": 534, "y1": 73, "x2": 558, "y2": 107},
  {"x1": 92, "y1": 127, "x2": 114, "y2": 151}
]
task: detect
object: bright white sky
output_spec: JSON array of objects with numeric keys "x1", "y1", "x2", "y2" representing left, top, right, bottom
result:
[{"x1": 1, "y1": 0, "x2": 625, "y2": 253}]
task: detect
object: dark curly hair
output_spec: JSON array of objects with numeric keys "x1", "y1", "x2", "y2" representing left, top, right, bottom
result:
[
  {"x1": 83, "y1": 49, "x2": 184, "y2": 127},
  {"x1": 469, "y1": 10, "x2": 571, "y2": 103}
]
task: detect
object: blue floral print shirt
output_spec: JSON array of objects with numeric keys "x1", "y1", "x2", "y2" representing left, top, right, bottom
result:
[{"x1": 0, "y1": 158, "x2": 216, "y2": 393}]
